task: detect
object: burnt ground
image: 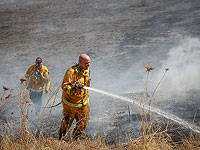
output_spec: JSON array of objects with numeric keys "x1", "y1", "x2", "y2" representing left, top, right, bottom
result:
[{"x1": 0, "y1": 0, "x2": 200, "y2": 143}]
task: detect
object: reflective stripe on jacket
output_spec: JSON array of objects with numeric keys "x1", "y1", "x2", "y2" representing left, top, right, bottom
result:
[
  {"x1": 62, "y1": 96, "x2": 89, "y2": 107},
  {"x1": 30, "y1": 88, "x2": 43, "y2": 92}
]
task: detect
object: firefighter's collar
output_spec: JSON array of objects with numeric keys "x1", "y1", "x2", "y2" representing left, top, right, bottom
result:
[
  {"x1": 74, "y1": 64, "x2": 85, "y2": 74},
  {"x1": 35, "y1": 64, "x2": 42, "y2": 70}
]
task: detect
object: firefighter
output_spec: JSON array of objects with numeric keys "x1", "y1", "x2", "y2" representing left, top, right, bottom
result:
[
  {"x1": 25, "y1": 57, "x2": 50, "y2": 114},
  {"x1": 59, "y1": 54, "x2": 91, "y2": 140}
]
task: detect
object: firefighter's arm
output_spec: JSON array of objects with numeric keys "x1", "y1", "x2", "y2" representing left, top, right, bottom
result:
[
  {"x1": 45, "y1": 70, "x2": 50, "y2": 92},
  {"x1": 25, "y1": 66, "x2": 31, "y2": 86},
  {"x1": 62, "y1": 69, "x2": 75, "y2": 94}
]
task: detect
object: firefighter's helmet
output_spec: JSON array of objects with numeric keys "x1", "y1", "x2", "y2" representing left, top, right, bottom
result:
[{"x1": 36, "y1": 57, "x2": 42, "y2": 63}]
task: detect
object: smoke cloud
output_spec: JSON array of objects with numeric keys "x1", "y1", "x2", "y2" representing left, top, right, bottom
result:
[{"x1": 153, "y1": 37, "x2": 200, "y2": 96}]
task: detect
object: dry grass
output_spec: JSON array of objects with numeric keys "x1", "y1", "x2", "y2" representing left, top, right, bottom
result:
[
  {"x1": 1, "y1": 128, "x2": 200, "y2": 150},
  {"x1": 1, "y1": 68, "x2": 200, "y2": 150},
  {"x1": 0, "y1": 134, "x2": 109, "y2": 150}
]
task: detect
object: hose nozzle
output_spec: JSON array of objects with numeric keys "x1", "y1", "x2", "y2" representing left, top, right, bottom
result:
[{"x1": 71, "y1": 81, "x2": 84, "y2": 89}]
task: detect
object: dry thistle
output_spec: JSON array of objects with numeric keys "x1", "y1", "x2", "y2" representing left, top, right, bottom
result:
[
  {"x1": 152, "y1": 67, "x2": 169, "y2": 97},
  {"x1": 24, "y1": 100, "x2": 32, "y2": 103},
  {"x1": 5, "y1": 94, "x2": 11, "y2": 99},
  {"x1": 19, "y1": 78, "x2": 27, "y2": 84},
  {"x1": 3, "y1": 86, "x2": 9, "y2": 91},
  {"x1": 114, "y1": 123, "x2": 118, "y2": 127},
  {"x1": 144, "y1": 64, "x2": 155, "y2": 72}
]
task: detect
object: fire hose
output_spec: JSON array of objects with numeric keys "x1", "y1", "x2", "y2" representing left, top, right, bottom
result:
[{"x1": 41, "y1": 81, "x2": 84, "y2": 108}]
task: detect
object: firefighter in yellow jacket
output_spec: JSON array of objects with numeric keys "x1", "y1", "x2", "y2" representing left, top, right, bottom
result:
[
  {"x1": 25, "y1": 57, "x2": 50, "y2": 114},
  {"x1": 59, "y1": 54, "x2": 91, "y2": 140}
]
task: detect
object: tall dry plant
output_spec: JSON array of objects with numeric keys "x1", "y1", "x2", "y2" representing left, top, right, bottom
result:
[
  {"x1": 141, "y1": 64, "x2": 155, "y2": 136},
  {"x1": 142, "y1": 65, "x2": 169, "y2": 137},
  {"x1": 18, "y1": 78, "x2": 32, "y2": 140}
]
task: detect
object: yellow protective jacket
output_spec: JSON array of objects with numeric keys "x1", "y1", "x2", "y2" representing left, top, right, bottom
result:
[
  {"x1": 25, "y1": 64, "x2": 50, "y2": 92},
  {"x1": 62, "y1": 64, "x2": 90, "y2": 106}
]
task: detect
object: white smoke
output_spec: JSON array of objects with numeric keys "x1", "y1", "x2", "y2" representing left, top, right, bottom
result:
[{"x1": 153, "y1": 37, "x2": 200, "y2": 96}]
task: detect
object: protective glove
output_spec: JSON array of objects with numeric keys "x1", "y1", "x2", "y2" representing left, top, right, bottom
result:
[
  {"x1": 71, "y1": 81, "x2": 84, "y2": 89},
  {"x1": 45, "y1": 89, "x2": 49, "y2": 94}
]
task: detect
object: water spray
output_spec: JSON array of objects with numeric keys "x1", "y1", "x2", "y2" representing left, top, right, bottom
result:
[
  {"x1": 84, "y1": 86, "x2": 200, "y2": 134},
  {"x1": 39, "y1": 83, "x2": 200, "y2": 134}
]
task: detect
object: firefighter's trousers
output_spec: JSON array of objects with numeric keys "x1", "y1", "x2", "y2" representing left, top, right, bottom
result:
[
  {"x1": 30, "y1": 91, "x2": 43, "y2": 114},
  {"x1": 59, "y1": 102, "x2": 90, "y2": 140}
]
